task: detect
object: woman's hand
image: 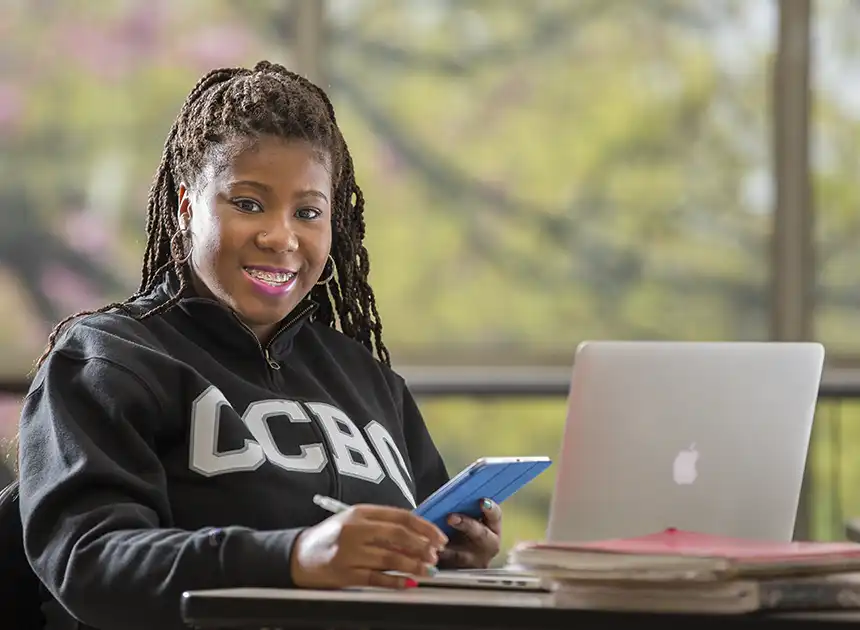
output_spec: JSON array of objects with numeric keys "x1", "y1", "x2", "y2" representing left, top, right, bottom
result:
[
  {"x1": 438, "y1": 498, "x2": 502, "y2": 569},
  {"x1": 290, "y1": 504, "x2": 448, "y2": 589}
]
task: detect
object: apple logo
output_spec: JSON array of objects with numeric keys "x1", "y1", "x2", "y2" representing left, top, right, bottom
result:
[{"x1": 673, "y1": 443, "x2": 699, "y2": 485}]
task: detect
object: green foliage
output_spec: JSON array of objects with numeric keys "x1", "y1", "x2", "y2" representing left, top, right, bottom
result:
[{"x1": 332, "y1": 0, "x2": 773, "y2": 363}]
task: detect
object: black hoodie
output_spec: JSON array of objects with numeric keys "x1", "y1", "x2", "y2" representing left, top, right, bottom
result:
[{"x1": 17, "y1": 276, "x2": 449, "y2": 630}]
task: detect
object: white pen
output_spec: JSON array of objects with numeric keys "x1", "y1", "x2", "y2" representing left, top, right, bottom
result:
[{"x1": 313, "y1": 494, "x2": 351, "y2": 514}]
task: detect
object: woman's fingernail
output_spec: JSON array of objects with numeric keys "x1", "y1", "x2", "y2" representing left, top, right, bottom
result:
[
  {"x1": 449, "y1": 514, "x2": 461, "y2": 526},
  {"x1": 405, "y1": 578, "x2": 418, "y2": 589},
  {"x1": 426, "y1": 564, "x2": 438, "y2": 577},
  {"x1": 482, "y1": 498, "x2": 494, "y2": 510}
]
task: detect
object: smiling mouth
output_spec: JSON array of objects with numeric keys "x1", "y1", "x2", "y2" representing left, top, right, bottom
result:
[{"x1": 243, "y1": 267, "x2": 297, "y2": 286}]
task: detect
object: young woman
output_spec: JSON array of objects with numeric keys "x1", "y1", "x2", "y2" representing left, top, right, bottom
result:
[{"x1": 17, "y1": 61, "x2": 501, "y2": 630}]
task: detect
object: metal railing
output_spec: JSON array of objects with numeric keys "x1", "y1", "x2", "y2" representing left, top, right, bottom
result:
[
  {"x1": 398, "y1": 366, "x2": 860, "y2": 400},
  {"x1": 2, "y1": 365, "x2": 858, "y2": 542},
  {"x1": 4, "y1": 366, "x2": 858, "y2": 399}
]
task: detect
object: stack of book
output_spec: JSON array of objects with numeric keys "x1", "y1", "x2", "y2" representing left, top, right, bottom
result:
[{"x1": 508, "y1": 528, "x2": 860, "y2": 613}]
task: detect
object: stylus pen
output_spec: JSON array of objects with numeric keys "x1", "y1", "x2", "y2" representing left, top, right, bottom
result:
[{"x1": 313, "y1": 494, "x2": 351, "y2": 514}]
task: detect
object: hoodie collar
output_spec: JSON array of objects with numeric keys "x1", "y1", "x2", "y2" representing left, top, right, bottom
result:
[{"x1": 154, "y1": 271, "x2": 319, "y2": 362}]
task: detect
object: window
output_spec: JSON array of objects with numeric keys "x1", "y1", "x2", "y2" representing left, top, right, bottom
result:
[
  {"x1": 813, "y1": 0, "x2": 860, "y2": 354},
  {"x1": 331, "y1": 0, "x2": 776, "y2": 364}
]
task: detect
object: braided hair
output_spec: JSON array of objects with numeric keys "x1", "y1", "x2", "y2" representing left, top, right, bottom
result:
[{"x1": 36, "y1": 61, "x2": 389, "y2": 368}]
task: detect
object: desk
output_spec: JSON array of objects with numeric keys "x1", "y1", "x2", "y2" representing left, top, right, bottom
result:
[{"x1": 180, "y1": 586, "x2": 860, "y2": 629}]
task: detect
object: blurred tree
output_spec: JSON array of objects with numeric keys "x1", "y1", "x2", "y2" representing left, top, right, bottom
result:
[
  {"x1": 320, "y1": 0, "x2": 772, "y2": 363},
  {"x1": 0, "y1": 0, "x2": 773, "y2": 368}
]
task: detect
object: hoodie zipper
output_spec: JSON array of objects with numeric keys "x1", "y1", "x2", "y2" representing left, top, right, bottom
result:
[
  {"x1": 226, "y1": 302, "x2": 317, "y2": 373},
  {"x1": 252, "y1": 302, "x2": 339, "y2": 499},
  {"x1": 177, "y1": 292, "x2": 336, "y2": 494},
  {"x1": 226, "y1": 302, "x2": 337, "y2": 497}
]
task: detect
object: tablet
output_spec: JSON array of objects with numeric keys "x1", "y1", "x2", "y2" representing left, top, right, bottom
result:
[{"x1": 414, "y1": 456, "x2": 552, "y2": 534}]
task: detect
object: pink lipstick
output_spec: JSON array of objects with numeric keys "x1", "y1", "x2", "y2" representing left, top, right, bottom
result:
[{"x1": 243, "y1": 266, "x2": 297, "y2": 296}]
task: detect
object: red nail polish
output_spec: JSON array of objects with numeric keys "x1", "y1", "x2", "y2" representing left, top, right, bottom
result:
[{"x1": 405, "y1": 578, "x2": 418, "y2": 589}]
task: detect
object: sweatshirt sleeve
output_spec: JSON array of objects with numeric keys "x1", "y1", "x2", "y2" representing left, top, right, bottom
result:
[
  {"x1": 399, "y1": 384, "x2": 449, "y2": 504},
  {"x1": 18, "y1": 350, "x2": 303, "y2": 630}
]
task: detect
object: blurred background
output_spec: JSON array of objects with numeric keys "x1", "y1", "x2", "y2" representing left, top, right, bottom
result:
[{"x1": 0, "y1": 0, "x2": 857, "y2": 558}]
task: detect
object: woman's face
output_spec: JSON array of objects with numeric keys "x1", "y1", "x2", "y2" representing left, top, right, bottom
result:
[{"x1": 177, "y1": 135, "x2": 333, "y2": 341}]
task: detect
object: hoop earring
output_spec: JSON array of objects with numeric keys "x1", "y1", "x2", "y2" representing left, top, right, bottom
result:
[
  {"x1": 316, "y1": 255, "x2": 335, "y2": 285},
  {"x1": 171, "y1": 228, "x2": 193, "y2": 264}
]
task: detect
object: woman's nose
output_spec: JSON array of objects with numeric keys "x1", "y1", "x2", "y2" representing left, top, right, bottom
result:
[{"x1": 255, "y1": 222, "x2": 299, "y2": 253}]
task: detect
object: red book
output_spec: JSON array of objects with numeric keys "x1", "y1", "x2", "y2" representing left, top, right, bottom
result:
[
  {"x1": 576, "y1": 528, "x2": 860, "y2": 561},
  {"x1": 509, "y1": 529, "x2": 860, "y2": 581}
]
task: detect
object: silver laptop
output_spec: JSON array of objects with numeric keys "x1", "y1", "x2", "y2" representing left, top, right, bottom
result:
[
  {"x1": 425, "y1": 341, "x2": 823, "y2": 591},
  {"x1": 546, "y1": 341, "x2": 824, "y2": 543}
]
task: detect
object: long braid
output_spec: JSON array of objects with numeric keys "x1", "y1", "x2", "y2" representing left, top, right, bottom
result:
[
  {"x1": 276, "y1": 65, "x2": 389, "y2": 363},
  {"x1": 35, "y1": 61, "x2": 390, "y2": 370}
]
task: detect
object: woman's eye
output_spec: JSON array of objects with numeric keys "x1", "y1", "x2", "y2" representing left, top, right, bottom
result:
[
  {"x1": 296, "y1": 207, "x2": 322, "y2": 220},
  {"x1": 232, "y1": 198, "x2": 263, "y2": 213}
]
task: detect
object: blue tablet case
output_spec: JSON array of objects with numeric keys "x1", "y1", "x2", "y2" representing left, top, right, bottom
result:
[{"x1": 414, "y1": 457, "x2": 552, "y2": 535}]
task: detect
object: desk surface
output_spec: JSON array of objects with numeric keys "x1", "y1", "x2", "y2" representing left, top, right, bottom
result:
[{"x1": 181, "y1": 586, "x2": 860, "y2": 629}]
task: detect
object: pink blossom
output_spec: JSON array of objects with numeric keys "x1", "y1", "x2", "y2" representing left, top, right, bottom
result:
[
  {"x1": 0, "y1": 83, "x2": 23, "y2": 129},
  {"x1": 56, "y1": 24, "x2": 133, "y2": 81},
  {"x1": 64, "y1": 211, "x2": 113, "y2": 262},
  {"x1": 377, "y1": 144, "x2": 407, "y2": 177},
  {"x1": 39, "y1": 265, "x2": 104, "y2": 315},
  {"x1": 179, "y1": 26, "x2": 255, "y2": 70},
  {"x1": 118, "y1": 1, "x2": 165, "y2": 57}
]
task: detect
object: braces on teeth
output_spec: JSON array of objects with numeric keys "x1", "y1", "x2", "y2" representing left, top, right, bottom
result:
[{"x1": 247, "y1": 269, "x2": 295, "y2": 283}]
